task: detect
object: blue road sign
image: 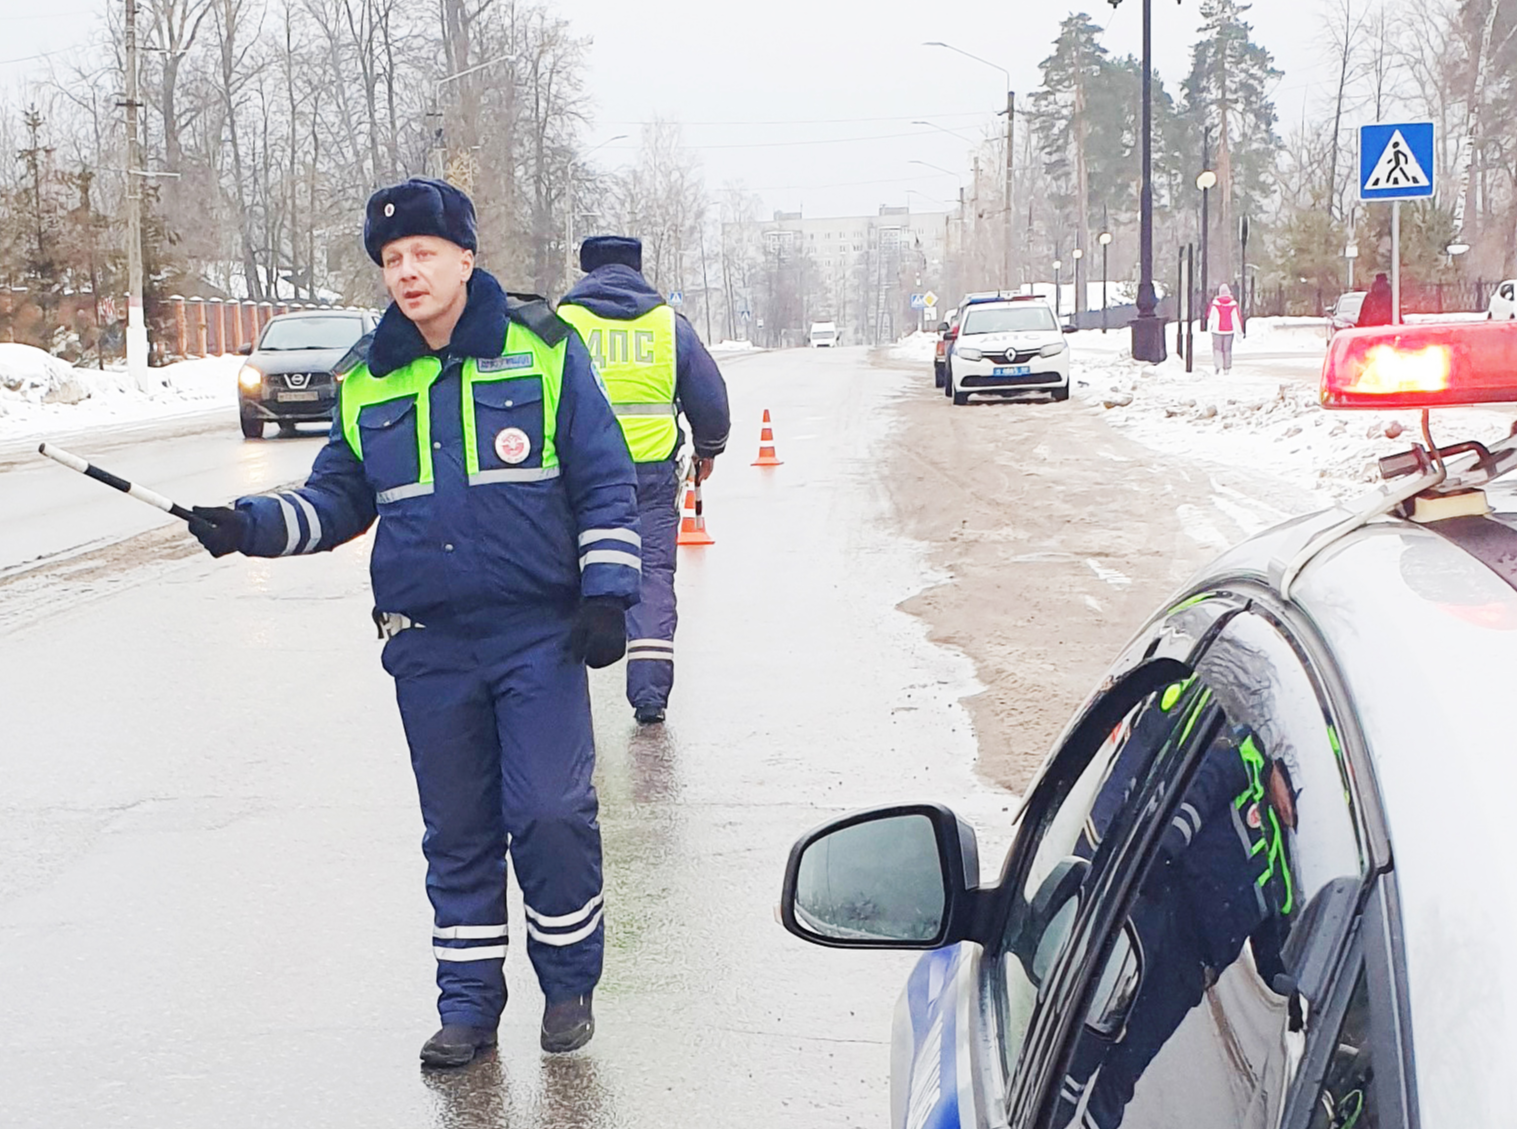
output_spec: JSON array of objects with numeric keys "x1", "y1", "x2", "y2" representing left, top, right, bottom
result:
[
  {"x1": 668, "y1": 290, "x2": 684, "y2": 307},
  {"x1": 909, "y1": 293, "x2": 926, "y2": 310},
  {"x1": 739, "y1": 309, "x2": 751, "y2": 321},
  {"x1": 1359, "y1": 122, "x2": 1435, "y2": 201}
]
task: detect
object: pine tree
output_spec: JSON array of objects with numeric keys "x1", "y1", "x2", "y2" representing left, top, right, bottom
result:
[
  {"x1": 1031, "y1": 14, "x2": 1111, "y2": 267},
  {"x1": 1182, "y1": 0, "x2": 1281, "y2": 286}
]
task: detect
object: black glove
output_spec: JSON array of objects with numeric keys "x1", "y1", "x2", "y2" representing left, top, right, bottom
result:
[
  {"x1": 568, "y1": 596, "x2": 626, "y2": 669},
  {"x1": 188, "y1": 505, "x2": 250, "y2": 558}
]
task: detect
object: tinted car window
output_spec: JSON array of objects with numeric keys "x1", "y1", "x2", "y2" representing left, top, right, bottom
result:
[
  {"x1": 991, "y1": 678, "x2": 1209, "y2": 1088},
  {"x1": 961, "y1": 306, "x2": 1058, "y2": 335},
  {"x1": 259, "y1": 316, "x2": 365, "y2": 351},
  {"x1": 1308, "y1": 967, "x2": 1378, "y2": 1129},
  {"x1": 1049, "y1": 614, "x2": 1365, "y2": 1129}
]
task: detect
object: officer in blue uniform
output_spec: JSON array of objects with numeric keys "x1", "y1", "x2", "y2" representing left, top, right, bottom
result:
[
  {"x1": 557, "y1": 236, "x2": 730, "y2": 724},
  {"x1": 1055, "y1": 720, "x2": 1297, "y2": 1128},
  {"x1": 185, "y1": 179, "x2": 640, "y2": 1068}
]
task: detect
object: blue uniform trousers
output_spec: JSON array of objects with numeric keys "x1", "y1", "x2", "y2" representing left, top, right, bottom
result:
[
  {"x1": 381, "y1": 609, "x2": 605, "y2": 1030},
  {"x1": 625, "y1": 460, "x2": 680, "y2": 710}
]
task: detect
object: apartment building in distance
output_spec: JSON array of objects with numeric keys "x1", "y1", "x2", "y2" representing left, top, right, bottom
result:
[{"x1": 722, "y1": 205, "x2": 949, "y2": 347}]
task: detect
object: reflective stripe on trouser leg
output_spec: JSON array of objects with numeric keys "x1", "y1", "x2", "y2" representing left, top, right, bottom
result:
[
  {"x1": 384, "y1": 627, "x2": 509, "y2": 1030},
  {"x1": 627, "y1": 460, "x2": 679, "y2": 711},
  {"x1": 483, "y1": 613, "x2": 605, "y2": 1001}
]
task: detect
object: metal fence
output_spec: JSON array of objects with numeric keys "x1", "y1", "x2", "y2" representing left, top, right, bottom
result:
[{"x1": 1246, "y1": 278, "x2": 1503, "y2": 318}]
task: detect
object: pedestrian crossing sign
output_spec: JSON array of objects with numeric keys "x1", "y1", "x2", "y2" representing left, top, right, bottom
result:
[{"x1": 1359, "y1": 122, "x2": 1435, "y2": 201}]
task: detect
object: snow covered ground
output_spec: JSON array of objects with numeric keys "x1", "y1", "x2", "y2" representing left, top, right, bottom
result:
[
  {"x1": 0, "y1": 347, "x2": 240, "y2": 443},
  {"x1": 889, "y1": 315, "x2": 1515, "y2": 509},
  {"x1": 1067, "y1": 318, "x2": 1515, "y2": 504}
]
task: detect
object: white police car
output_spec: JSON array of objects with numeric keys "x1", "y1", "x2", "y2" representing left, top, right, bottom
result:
[
  {"x1": 783, "y1": 318, "x2": 1517, "y2": 1129},
  {"x1": 944, "y1": 297, "x2": 1070, "y2": 406}
]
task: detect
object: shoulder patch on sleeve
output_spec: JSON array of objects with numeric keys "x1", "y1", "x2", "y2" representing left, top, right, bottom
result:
[
  {"x1": 334, "y1": 331, "x2": 374, "y2": 376},
  {"x1": 505, "y1": 294, "x2": 572, "y2": 347}
]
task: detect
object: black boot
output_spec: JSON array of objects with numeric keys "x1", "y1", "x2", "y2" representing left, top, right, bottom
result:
[
  {"x1": 634, "y1": 703, "x2": 666, "y2": 725},
  {"x1": 420, "y1": 1024, "x2": 497, "y2": 1069},
  {"x1": 540, "y1": 992, "x2": 595, "y2": 1053}
]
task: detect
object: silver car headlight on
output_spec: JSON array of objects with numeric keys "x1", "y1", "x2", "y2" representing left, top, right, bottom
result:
[
  {"x1": 956, "y1": 347, "x2": 983, "y2": 361},
  {"x1": 1039, "y1": 342, "x2": 1068, "y2": 358}
]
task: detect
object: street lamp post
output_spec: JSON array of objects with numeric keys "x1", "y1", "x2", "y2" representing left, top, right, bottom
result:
[
  {"x1": 430, "y1": 52, "x2": 515, "y2": 180},
  {"x1": 1196, "y1": 169, "x2": 1217, "y2": 330},
  {"x1": 924, "y1": 42, "x2": 1014, "y2": 289},
  {"x1": 1110, "y1": 0, "x2": 1165, "y2": 361},
  {"x1": 564, "y1": 134, "x2": 628, "y2": 287},
  {"x1": 1099, "y1": 230, "x2": 1113, "y2": 333},
  {"x1": 1053, "y1": 257, "x2": 1063, "y2": 322}
]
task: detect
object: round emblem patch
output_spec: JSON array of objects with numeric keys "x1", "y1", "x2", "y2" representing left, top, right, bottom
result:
[
  {"x1": 384, "y1": 202, "x2": 395, "y2": 217},
  {"x1": 494, "y1": 427, "x2": 531, "y2": 465},
  {"x1": 1246, "y1": 802, "x2": 1263, "y2": 830}
]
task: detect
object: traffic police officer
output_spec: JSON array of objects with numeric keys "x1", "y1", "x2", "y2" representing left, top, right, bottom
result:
[
  {"x1": 185, "y1": 179, "x2": 640, "y2": 1068},
  {"x1": 557, "y1": 235, "x2": 730, "y2": 724}
]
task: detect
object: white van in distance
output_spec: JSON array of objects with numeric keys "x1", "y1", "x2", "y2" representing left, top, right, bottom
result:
[{"x1": 808, "y1": 322, "x2": 838, "y2": 348}]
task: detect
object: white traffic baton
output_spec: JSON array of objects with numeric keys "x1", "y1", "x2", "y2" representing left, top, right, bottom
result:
[{"x1": 38, "y1": 442, "x2": 197, "y2": 522}]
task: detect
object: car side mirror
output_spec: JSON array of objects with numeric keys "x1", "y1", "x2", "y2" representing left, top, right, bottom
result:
[
  {"x1": 238, "y1": 342, "x2": 254, "y2": 356},
  {"x1": 937, "y1": 321, "x2": 950, "y2": 334},
  {"x1": 780, "y1": 804, "x2": 980, "y2": 949}
]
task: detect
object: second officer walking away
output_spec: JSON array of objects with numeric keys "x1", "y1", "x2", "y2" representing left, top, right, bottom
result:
[
  {"x1": 558, "y1": 235, "x2": 731, "y2": 725},
  {"x1": 184, "y1": 179, "x2": 640, "y2": 1068}
]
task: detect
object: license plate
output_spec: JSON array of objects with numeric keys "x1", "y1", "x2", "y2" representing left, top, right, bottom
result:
[
  {"x1": 278, "y1": 390, "x2": 320, "y2": 403},
  {"x1": 993, "y1": 365, "x2": 1032, "y2": 377}
]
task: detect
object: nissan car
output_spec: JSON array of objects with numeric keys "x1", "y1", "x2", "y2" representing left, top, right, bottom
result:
[{"x1": 237, "y1": 309, "x2": 378, "y2": 439}]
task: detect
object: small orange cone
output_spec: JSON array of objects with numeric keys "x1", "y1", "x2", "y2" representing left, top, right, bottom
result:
[
  {"x1": 751, "y1": 409, "x2": 783, "y2": 466},
  {"x1": 676, "y1": 470, "x2": 715, "y2": 546}
]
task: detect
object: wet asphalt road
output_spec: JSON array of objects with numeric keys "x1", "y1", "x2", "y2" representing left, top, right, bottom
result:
[
  {"x1": 0, "y1": 346, "x2": 1012, "y2": 1127},
  {"x1": 0, "y1": 413, "x2": 325, "y2": 575}
]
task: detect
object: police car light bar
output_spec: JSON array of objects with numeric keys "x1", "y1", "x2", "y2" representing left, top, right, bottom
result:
[{"x1": 1322, "y1": 320, "x2": 1517, "y2": 409}]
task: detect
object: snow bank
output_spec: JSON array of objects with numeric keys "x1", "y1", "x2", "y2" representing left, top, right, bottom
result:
[
  {"x1": 0, "y1": 352, "x2": 242, "y2": 441},
  {"x1": 1071, "y1": 341, "x2": 1515, "y2": 503},
  {"x1": 891, "y1": 331, "x2": 939, "y2": 364},
  {"x1": 710, "y1": 339, "x2": 758, "y2": 354}
]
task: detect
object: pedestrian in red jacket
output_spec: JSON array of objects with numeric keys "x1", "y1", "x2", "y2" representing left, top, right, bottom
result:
[{"x1": 1207, "y1": 284, "x2": 1241, "y2": 374}]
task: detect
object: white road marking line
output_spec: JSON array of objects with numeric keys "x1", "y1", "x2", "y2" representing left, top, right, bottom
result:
[
  {"x1": 1085, "y1": 559, "x2": 1133, "y2": 588},
  {"x1": 1176, "y1": 504, "x2": 1232, "y2": 551},
  {"x1": 1084, "y1": 595, "x2": 1105, "y2": 613}
]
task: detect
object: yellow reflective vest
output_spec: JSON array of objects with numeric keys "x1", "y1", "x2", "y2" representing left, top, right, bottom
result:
[{"x1": 557, "y1": 303, "x2": 678, "y2": 463}]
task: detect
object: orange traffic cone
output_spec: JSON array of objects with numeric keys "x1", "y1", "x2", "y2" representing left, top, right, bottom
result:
[
  {"x1": 751, "y1": 409, "x2": 783, "y2": 466},
  {"x1": 676, "y1": 471, "x2": 715, "y2": 546}
]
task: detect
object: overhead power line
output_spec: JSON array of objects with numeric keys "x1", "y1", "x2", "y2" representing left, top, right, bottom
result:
[
  {"x1": 602, "y1": 128, "x2": 993, "y2": 152},
  {"x1": 601, "y1": 110, "x2": 989, "y2": 128}
]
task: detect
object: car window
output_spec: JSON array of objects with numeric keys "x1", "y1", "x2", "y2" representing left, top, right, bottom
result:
[
  {"x1": 258, "y1": 316, "x2": 366, "y2": 351},
  {"x1": 961, "y1": 305, "x2": 1058, "y2": 335},
  {"x1": 989, "y1": 676, "x2": 1211, "y2": 1090},
  {"x1": 1047, "y1": 612, "x2": 1366, "y2": 1129},
  {"x1": 1307, "y1": 966, "x2": 1378, "y2": 1129}
]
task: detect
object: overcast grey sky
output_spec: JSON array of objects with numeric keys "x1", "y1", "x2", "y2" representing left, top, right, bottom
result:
[{"x1": 1, "y1": 0, "x2": 1336, "y2": 218}]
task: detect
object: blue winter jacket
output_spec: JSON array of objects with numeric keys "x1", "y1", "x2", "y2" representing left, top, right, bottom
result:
[
  {"x1": 560, "y1": 264, "x2": 731, "y2": 458},
  {"x1": 232, "y1": 270, "x2": 641, "y2": 621}
]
